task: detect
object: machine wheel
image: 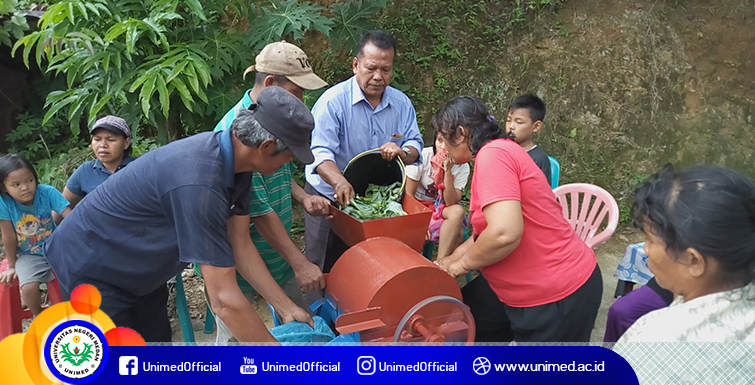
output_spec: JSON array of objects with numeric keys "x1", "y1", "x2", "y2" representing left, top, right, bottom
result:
[{"x1": 393, "y1": 295, "x2": 475, "y2": 343}]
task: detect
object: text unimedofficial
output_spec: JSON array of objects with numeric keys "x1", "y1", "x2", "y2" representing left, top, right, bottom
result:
[
  {"x1": 262, "y1": 361, "x2": 341, "y2": 372},
  {"x1": 142, "y1": 362, "x2": 222, "y2": 372},
  {"x1": 379, "y1": 361, "x2": 458, "y2": 372}
]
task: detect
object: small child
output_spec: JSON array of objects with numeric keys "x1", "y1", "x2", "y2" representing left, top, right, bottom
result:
[
  {"x1": 506, "y1": 94, "x2": 552, "y2": 186},
  {"x1": 0, "y1": 154, "x2": 70, "y2": 317},
  {"x1": 406, "y1": 131, "x2": 470, "y2": 260}
]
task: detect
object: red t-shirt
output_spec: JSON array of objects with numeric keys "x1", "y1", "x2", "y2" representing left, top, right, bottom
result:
[{"x1": 470, "y1": 139, "x2": 596, "y2": 307}]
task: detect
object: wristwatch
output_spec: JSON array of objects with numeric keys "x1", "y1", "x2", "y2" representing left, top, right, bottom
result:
[{"x1": 402, "y1": 146, "x2": 412, "y2": 157}]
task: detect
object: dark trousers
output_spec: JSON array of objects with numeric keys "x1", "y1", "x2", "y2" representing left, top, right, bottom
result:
[
  {"x1": 104, "y1": 284, "x2": 173, "y2": 343},
  {"x1": 59, "y1": 281, "x2": 172, "y2": 342},
  {"x1": 463, "y1": 264, "x2": 603, "y2": 342}
]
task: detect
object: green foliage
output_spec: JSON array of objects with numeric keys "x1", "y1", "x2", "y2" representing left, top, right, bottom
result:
[
  {"x1": 34, "y1": 147, "x2": 94, "y2": 191},
  {"x1": 248, "y1": 0, "x2": 332, "y2": 51},
  {"x1": 552, "y1": 74, "x2": 566, "y2": 91},
  {"x1": 13, "y1": 0, "x2": 245, "y2": 138},
  {"x1": 554, "y1": 20, "x2": 570, "y2": 37},
  {"x1": 617, "y1": 165, "x2": 651, "y2": 223},
  {"x1": 0, "y1": 0, "x2": 16, "y2": 14},
  {"x1": 6, "y1": 112, "x2": 85, "y2": 161},
  {"x1": 12, "y1": 0, "x2": 386, "y2": 144},
  {"x1": 131, "y1": 136, "x2": 159, "y2": 157},
  {"x1": 342, "y1": 182, "x2": 406, "y2": 221},
  {"x1": 618, "y1": 202, "x2": 632, "y2": 224},
  {"x1": 329, "y1": 0, "x2": 388, "y2": 51},
  {"x1": 302, "y1": 88, "x2": 327, "y2": 110},
  {"x1": 290, "y1": 217, "x2": 305, "y2": 235},
  {"x1": 381, "y1": 0, "x2": 568, "y2": 129},
  {"x1": 0, "y1": 0, "x2": 28, "y2": 47},
  {"x1": 434, "y1": 70, "x2": 449, "y2": 91}
]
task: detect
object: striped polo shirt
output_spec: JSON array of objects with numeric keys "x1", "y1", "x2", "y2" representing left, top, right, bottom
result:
[{"x1": 214, "y1": 90, "x2": 296, "y2": 289}]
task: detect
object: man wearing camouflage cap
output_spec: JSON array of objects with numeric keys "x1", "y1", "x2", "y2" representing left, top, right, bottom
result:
[{"x1": 45, "y1": 87, "x2": 314, "y2": 343}]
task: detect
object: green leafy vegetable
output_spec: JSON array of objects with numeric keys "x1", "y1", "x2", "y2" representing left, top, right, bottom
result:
[{"x1": 342, "y1": 182, "x2": 407, "y2": 221}]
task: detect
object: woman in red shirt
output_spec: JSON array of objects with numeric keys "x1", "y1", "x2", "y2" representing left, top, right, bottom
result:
[{"x1": 435, "y1": 96, "x2": 603, "y2": 342}]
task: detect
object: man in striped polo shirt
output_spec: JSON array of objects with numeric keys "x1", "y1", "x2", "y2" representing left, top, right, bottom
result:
[{"x1": 211, "y1": 41, "x2": 331, "y2": 342}]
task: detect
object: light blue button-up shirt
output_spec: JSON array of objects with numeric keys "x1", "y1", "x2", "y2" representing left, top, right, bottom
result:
[{"x1": 305, "y1": 76, "x2": 423, "y2": 199}]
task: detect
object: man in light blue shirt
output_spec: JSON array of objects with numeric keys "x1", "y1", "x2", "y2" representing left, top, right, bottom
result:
[{"x1": 304, "y1": 30, "x2": 423, "y2": 300}]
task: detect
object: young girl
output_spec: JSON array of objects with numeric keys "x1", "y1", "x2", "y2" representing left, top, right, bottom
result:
[
  {"x1": 405, "y1": 131, "x2": 471, "y2": 261},
  {"x1": 0, "y1": 154, "x2": 70, "y2": 317}
]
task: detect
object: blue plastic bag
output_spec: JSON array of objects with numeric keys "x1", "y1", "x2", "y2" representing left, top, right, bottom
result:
[{"x1": 270, "y1": 316, "x2": 335, "y2": 343}]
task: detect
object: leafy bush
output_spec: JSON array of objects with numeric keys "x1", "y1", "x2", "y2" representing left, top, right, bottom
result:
[
  {"x1": 34, "y1": 147, "x2": 93, "y2": 191},
  {"x1": 6, "y1": 112, "x2": 84, "y2": 161},
  {"x1": 0, "y1": 0, "x2": 28, "y2": 47},
  {"x1": 12, "y1": 0, "x2": 387, "y2": 144},
  {"x1": 130, "y1": 136, "x2": 159, "y2": 157}
]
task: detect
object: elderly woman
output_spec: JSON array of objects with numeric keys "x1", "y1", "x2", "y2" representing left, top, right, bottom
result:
[
  {"x1": 435, "y1": 96, "x2": 602, "y2": 342},
  {"x1": 614, "y1": 165, "x2": 755, "y2": 384},
  {"x1": 617, "y1": 165, "x2": 755, "y2": 342},
  {"x1": 63, "y1": 116, "x2": 135, "y2": 208}
]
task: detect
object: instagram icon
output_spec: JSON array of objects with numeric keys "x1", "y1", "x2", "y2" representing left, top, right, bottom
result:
[{"x1": 357, "y1": 356, "x2": 376, "y2": 375}]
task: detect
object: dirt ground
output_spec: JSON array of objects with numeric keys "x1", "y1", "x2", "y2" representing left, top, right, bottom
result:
[{"x1": 170, "y1": 204, "x2": 646, "y2": 344}]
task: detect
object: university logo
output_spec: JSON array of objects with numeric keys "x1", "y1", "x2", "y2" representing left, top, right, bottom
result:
[{"x1": 45, "y1": 320, "x2": 109, "y2": 383}]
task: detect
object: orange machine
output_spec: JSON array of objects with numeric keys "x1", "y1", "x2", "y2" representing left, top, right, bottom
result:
[{"x1": 314, "y1": 237, "x2": 475, "y2": 343}]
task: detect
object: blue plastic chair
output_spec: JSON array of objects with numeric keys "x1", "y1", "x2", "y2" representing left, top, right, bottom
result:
[
  {"x1": 175, "y1": 270, "x2": 215, "y2": 340},
  {"x1": 181, "y1": 263, "x2": 252, "y2": 335},
  {"x1": 174, "y1": 273, "x2": 195, "y2": 342},
  {"x1": 548, "y1": 156, "x2": 560, "y2": 189}
]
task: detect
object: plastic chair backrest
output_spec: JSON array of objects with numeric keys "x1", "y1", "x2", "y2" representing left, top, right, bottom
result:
[
  {"x1": 548, "y1": 156, "x2": 560, "y2": 189},
  {"x1": 553, "y1": 183, "x2": 619, "y2": 249}
]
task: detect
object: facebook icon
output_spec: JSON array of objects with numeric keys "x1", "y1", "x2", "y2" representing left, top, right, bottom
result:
[{"x1": 119, "y1": 356, "x2": 138, "y2": 375}]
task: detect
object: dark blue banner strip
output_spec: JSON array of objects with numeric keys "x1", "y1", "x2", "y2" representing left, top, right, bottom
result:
[{"x1": 93, "y1": 346, "x2": 638, "y2": 385}]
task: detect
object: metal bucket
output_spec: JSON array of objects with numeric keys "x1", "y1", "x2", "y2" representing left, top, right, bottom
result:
[
  {"x1": 342, "y1": 149, "x2": 406, "y2": 197},
  {"x1": 329, "y1": 149, "x2": 431, "y2": 252}
]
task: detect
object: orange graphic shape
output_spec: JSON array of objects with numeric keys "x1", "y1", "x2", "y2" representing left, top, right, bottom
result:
[
  {"x1": 0, "y1": 285, "x2": 145, "y2": 384},
  {"x1": 0, "y1": 285, "x2": 146, "y2": 384},
  {"x1": 106, "y1": 327, "x2": 146, "y2": 346},
  {"x1": 70, "y1": 284, "x2": 101, "y2": 315},
  {"x1": 0, "y1": 333, "x2": 35, "y2": 384}
]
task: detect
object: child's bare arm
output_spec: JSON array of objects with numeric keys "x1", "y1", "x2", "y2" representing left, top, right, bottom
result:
[
  {"x1": 53, "y1": 188, "x2": 81, "y2": 224},
  {"x1": 53, "y1": 207, "x2": 72, "y2": 226},
  {"x1": 0, "y1": 220, "x2": 18, "y2": 285}
]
